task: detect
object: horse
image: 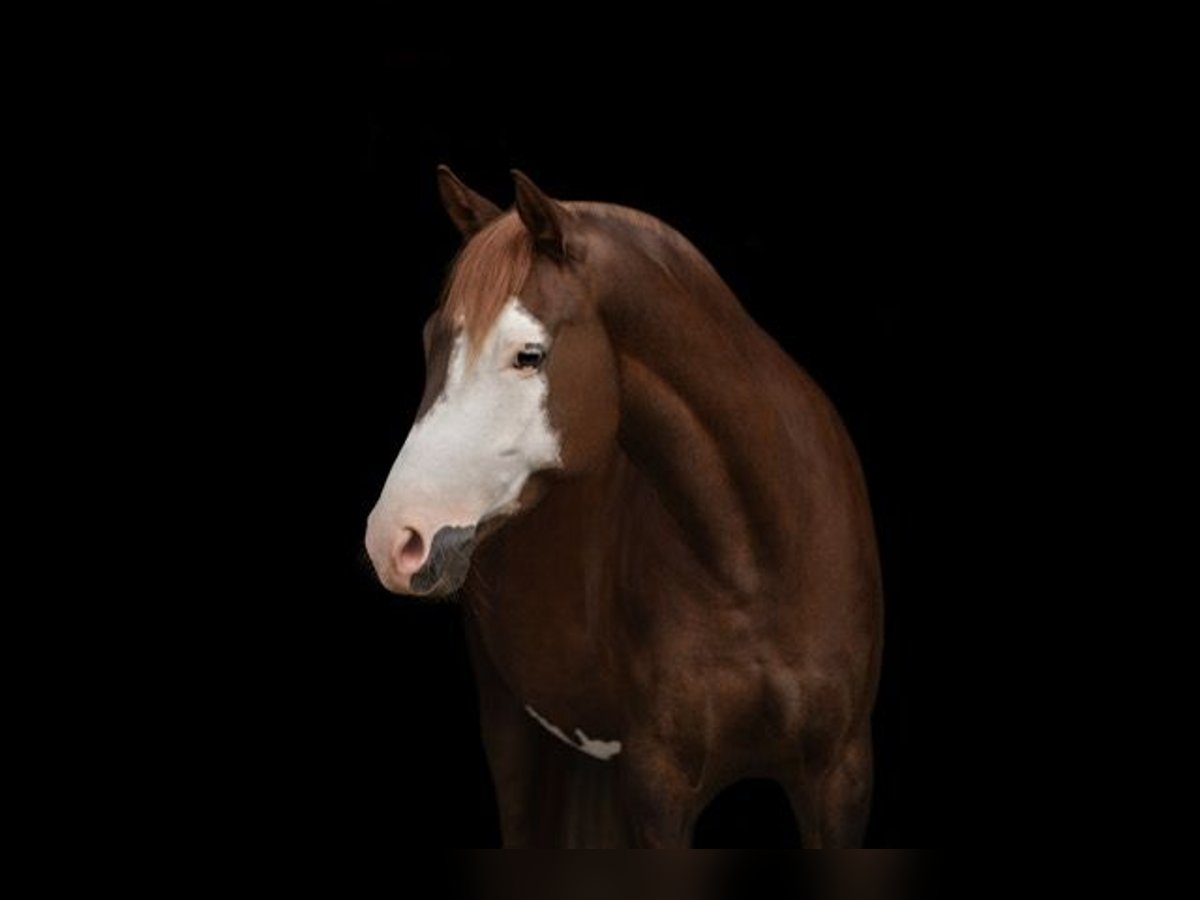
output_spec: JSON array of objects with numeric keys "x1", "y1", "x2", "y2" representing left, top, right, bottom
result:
[{"x1": 364, "y1": 167, "x2": 883, "y2": 848}]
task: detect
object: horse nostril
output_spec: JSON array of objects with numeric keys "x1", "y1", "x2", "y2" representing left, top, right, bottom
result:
[{"x1": 394, "y1": 527, "x2": 427, "y2": 574}]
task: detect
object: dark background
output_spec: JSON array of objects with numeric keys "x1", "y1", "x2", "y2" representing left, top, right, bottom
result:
[{"x1": 233, "y1": 46, "x2": 1010, "y2": 848}]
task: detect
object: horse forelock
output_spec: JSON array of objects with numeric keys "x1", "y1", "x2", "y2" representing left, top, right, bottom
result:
[
  {"x1": 440, "y1": 202, "x2": 698, "y2": 352},
  {"x1": 442, "y1": 212, "x2": 535, "y2": 351}
]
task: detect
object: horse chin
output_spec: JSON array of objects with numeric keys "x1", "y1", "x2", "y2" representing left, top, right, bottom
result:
[
  {"x1": 408, "y1": 572, "x2": 469, "y2": 602},
  {"x1": 407, "y1": 563, "x2": 471, "y2": 601}
]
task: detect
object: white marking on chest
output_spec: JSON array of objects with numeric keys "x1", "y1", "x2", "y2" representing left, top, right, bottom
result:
[{"x1": 524, "y1": 705, "x2": 623, "y2": 761}]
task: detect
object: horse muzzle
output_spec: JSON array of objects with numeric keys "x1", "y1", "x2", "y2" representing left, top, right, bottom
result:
[
  {"x1": 365, "y1": 516, "x2": 476, "y2": 598},
  {"x1": 409, "y1": 525, "x2": 476, "y2": 597}
]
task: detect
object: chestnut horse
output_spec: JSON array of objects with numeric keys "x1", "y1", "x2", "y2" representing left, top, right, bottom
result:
[{"x1": 365, "y1": 168, "x2": 882, "y2": 847}]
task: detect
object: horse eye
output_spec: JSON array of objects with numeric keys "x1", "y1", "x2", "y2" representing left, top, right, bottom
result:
[{"x1": 514, "y1": 345, "x2": 546, "y2": 371}]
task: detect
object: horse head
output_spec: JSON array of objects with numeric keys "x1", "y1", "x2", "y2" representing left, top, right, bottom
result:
[{"x1": 365, "y1": 168, "x2": 619, "y2": 596}]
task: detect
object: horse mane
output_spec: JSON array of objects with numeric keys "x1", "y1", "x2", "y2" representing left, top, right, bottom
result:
[{"x1": 442, "y1": 201, "x2": 705, "y2": 350}]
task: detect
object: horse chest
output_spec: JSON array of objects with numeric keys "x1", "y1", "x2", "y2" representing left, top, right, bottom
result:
[
  {"x1": 473, "y1": 585, "x2": 625, "y2": 762},
  {"x1": 522, "y1": 703, "x2": 623, "y2": 761}
]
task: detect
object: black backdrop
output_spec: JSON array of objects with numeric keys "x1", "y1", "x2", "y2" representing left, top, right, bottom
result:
[{"x1": 228, "y1": 47, "x2": 993, "y2": 849}]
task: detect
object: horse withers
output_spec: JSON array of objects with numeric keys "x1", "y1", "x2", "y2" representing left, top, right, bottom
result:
[{"x1": 364, "y1": 168, "x2": 883, "y2": 848}]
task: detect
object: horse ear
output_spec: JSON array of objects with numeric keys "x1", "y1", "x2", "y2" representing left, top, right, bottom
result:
[
  {"x1": 512, "y1": 170, "x2": 572, "y2": 260},
  {"x1": 437, "y1": 165, "x2": 502, "y2": 238}
]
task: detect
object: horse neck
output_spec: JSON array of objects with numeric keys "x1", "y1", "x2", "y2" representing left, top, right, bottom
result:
[{"x1": 596, "y1": 225, "x2": 821, "y2": 596}]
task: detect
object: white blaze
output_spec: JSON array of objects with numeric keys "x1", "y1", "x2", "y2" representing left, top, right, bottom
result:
[{"x1": 373, "y1": 297, "x2": 561, "y2": 534}]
